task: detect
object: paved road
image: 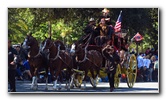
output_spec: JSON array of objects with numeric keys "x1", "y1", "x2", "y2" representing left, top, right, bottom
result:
[{"x1": 8, "y1": 80, "x2": 159, "y2": 93}]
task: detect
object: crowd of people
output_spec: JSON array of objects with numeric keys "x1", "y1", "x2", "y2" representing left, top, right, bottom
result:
[
  {"x1": 8, "y1": 40, "x2": 32, "y2": 92},
  {"x1": 136, "y1": 48, "x2": 158, "y2": 82}
]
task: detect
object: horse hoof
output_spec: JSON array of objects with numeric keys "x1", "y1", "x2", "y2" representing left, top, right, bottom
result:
[
  {"x1": 53, "y1": 87, "x2": 58, "y2": 91},
  {"x1": 81, "y1": 88, "x2": 85, "y2": 90},
  {"x1": 53, "y1": 88, "x2": 58, "y2": 91},
  {"x1": 78, "y1": 86, "x2": 81, "y2": 88},
  {"x1": 67, "y1": 88, "x2": 70, "y2": 91},
  {"x1": 70, "y1": 85, "x2": 74, "y2": 89},
  {"x1": 33, "y1": 87, "x2": 38, "y2": 90},
  {"x1": 58, "y1": 88, "x2": 61, "y2": 90},
  {"x1": 93, "y1": 86, "x2": 96, "y2": 88},
  {"x1": 45, "y1": 88, "x2": 48, "y2": 90}
]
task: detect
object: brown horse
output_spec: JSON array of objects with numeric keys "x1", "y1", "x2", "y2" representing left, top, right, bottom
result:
[
  {"x1": 42, "y1": 38, "x2": 73, "y2": 90},
  {"x1": 22, "y1": 34, "x2": 49, "y2": 90},
  {"x1": 70, "y1": 42, "x2": 103, "y2": 89}
]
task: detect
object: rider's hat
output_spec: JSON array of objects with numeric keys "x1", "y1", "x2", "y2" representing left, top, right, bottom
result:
[
  {"x1": 89, "y1": 18, "x2": 95, "y2": 22},
  {"x1": 102, "y1": 8, "x2": 109, "y2": 13}
]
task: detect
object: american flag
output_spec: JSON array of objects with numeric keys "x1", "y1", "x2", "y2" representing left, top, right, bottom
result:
[{"x1": 114, "y1": 11, "x2": 122, "y2": 33}]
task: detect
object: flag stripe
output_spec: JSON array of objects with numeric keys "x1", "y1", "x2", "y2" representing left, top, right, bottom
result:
[{"x1": 114, "y1": 11, "x2": 122, "y2": 33}]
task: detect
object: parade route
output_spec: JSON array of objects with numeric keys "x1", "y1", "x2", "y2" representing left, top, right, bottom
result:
[{"x1": 8, "y1": 80, "x2": 159, "y2": 93}]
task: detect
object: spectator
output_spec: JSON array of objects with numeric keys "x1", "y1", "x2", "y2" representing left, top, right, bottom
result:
[
  {"x1": 143, "y1": 55, "x2": 151, "y2": 82},
  {"x1": 15, "y1": 46, "x2": 24, "y2": 80},
  {"x1": 149, "y1": 55, "x2": 156, "y2": 82},
  {"x1": 22, "y1": 60, "x2": 32, "y2": 79},
  {"x1": 145, "y1": 48, "x2": 150, "y2": 55},
  {"x1": 8, "y1": 40, "x2": 17, "y2": 92},
  {"x1": 153, "y1": 60, "x2": 158, "y2": 82},
  {"x1": 137, "y1": 53, "x2": 144, "y2": 69}
]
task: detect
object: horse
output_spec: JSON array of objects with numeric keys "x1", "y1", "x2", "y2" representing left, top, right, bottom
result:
[
  {"x1": 22, "y1": 34, "x2": 49, "y2": 90},
  {"x1": 70, "y1": 42, "x2": 103, "y2": 89},
  {"x1": 42, "y1": 38, "x2": 73, "y2": 90}
]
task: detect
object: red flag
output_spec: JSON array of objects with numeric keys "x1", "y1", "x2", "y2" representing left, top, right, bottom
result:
[
  {"x1": 114, "y1": 11, "x2": 122, "y2": 33},
  {"x1": 133, "y1": 32, "x2": 143, "y2": 42}
]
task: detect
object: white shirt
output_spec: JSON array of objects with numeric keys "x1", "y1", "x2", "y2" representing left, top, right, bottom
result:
[
  {"x1": 143, "y1": 58, "x2": 151, "y2": 68},
  {"x1": 137, "y1": 55, "x2": 144, "y2": 68}
]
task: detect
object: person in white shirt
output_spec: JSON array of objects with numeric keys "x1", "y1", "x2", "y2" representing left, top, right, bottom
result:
[
  {"x1": 137, "y1": 53, "x2": 144, "y2": 69},
  {"x1": 143, "y1": 55, "x2": 151, "y2": 69},
  {"x1": 143, "y1": 55, "x2": 151, "y2": 81}
]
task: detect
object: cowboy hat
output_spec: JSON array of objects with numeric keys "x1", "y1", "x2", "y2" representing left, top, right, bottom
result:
[
  {"x1": 89, "y1": 18, "x2": 95, "y2": 22},
  {"x1": 102, "y1": 8, "x2": 109, "y2": 13}
]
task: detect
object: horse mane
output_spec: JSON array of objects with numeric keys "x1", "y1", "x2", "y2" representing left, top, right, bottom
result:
[
  {"x1": 54, "y1": 40, "x2": 66, "y2": 50},
  {"x1": 54, "y1": 40, "x2": 63, "y2": 43},
  {"x1": 28, "y1": 35, "x2": 39, "y2": 46}
]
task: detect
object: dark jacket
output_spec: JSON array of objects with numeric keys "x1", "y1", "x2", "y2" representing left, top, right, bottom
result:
[
  {"x1": 103, "y1": 48, "x2": 120, "y2": 73},
  {"x1": 8, "y1": 46, "x2": 17, "y2": 69},
  {"x1": 84, "y1": 23, "x2": 97, "y2": 35}
]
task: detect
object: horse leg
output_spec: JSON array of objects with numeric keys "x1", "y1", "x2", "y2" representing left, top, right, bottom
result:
[
  {"x1": 31, "y1": 68, "x2": 38, "y2": 90},
  {"x1": 50, "y1": 67, "x2": 57, "y2": 90},
  {"x1": 96, "y1": 67, "x2": 100, "y2": 82},
  {"x1": 90, "y1": 67, "x2": 97, "y2": 88},
  {"x1": 69, "y1": 71, "x2": 75, "y2": 89},
  {"x1": 82, "y1": 70, "x2": 88, "y2": 89},
  {"x1": 53, "y1": 69, "x2": 61, "y2": 90},
  {"x1": 58, "y1": 72, "x2": 63, "y2": 90},
  {"x1": 30, "y1": 67, "x2": 36, "y2": 90},
  {"x1": 45, "y1": 67, "x2": 49, "y2": 90},
  {"x1": 66, "y1": 68, "x2": 72, "y2": 91}
]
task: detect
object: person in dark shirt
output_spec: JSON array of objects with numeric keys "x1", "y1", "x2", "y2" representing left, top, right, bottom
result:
[
  {"x1": 83, "y1": 18, "x2": 99, "y2": 45},
  {"x1": 95, "y1": 8, "x2": 115, "y2": 46},
  {"x1": 84, "y1": 18, "x2": 96, "y2": 35},
  {"x1": 8, "y1": 40, "x2": 17, "y2": 92},
  {"x1": 102, "y1": 45, "x2": 120, "y2": 92}
]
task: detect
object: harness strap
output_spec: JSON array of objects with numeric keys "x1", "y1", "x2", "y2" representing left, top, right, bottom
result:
[
  {"x1": 28, "y1": 50, "x2": 42, "y2": 58},
  {"x1": 49, "y1": 45, "x2": 71, "y2": 68},
  {"x1": 87, "y1": 50, "x2": 100, "y2": 67}
]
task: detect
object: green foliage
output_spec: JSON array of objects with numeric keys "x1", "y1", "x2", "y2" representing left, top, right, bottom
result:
[{"x1": 8, "y1": 8, "x2": 158, "y2": 51}]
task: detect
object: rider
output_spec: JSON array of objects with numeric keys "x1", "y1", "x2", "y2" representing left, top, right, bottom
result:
[
  {"x1": 95, "y1": 8, "x2": 115, "y2": 46},
  {"x1": 83, "y1": 18, "x2": 98, "y2": 45},
  {"x1": 102, "y1": 45, "x2": 120, "y2": 92}
]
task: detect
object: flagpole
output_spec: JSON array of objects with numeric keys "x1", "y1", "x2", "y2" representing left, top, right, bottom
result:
[{"x1": 119, "y1": 10, "x2": 122, "y2": 51}]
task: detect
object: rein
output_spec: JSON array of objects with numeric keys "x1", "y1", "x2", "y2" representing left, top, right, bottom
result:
[
  {"x1": 50, "y1": 45, "x2": 60, "y2": 61},
  {"x1": 49, "y1": 44, "x2": 71, "y2": 68},
  {"x1": 28, "y1": 49, "x2": 42, "y2": 59},
  {"x1": 77, "y1": 48, "x2": 89, "y2": 63}
]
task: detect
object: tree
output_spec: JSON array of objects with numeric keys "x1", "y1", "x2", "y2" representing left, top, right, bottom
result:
[{"x1": 8, "y1": 8, "x2": 158, "y2": 51}]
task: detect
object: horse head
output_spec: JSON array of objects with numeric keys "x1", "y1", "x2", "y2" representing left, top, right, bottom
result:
[
  {"x1": 22, "y1": 34, "x2": 37, "y2": 50},
  {"x1": 54, "y1": 40, "x2": 66, "y2": 50},
  {"x1": 42, "y1": 38, "x2": 54, "y2": 52}
]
